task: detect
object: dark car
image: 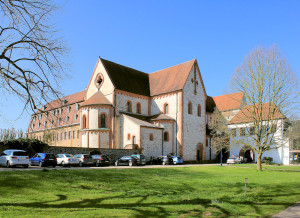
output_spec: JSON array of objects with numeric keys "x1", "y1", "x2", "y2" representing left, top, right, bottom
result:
[
  {"x1": 131, "y1": 154, "x2": 146, "y2": 165},
  {"x1": 155, "y1": 156, "x2": 171, "y2": 165},
  {"x1": 30, "y1": 153, "x2": 57, "y2": 167},
  {"x1": 91, "y1": 154, "x2": 110, "y2": 167},
  {"x1": 115, "y1": 156, "x2": 138, "y2": 167}
]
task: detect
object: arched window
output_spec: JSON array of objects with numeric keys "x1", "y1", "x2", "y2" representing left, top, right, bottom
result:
[
  {"x1": 164, "y1": 103, "x2": 169, "y2": 114},
  {"x1": 132, "y1": 136, "x2": 136, "y2": 144},
  {"x1": 197, "y1": 104, "x2": 201, "y2": 117},
  {"x1": 127, "y1": 101, "x2": 132, "y2": 112},
  {"x1": 127, "y1": 133, "x2": 131, "y2": 140},
  {"x1": 136, "y1": 102, "x2": 141, "y2": 114},
  {"x1": 99, "y1": 113, "x2": 106, "y2": 128},
  {"x1": 163, "y1": 132, "x2": 169, "y2": 142},
  {"x1": 82, "y1": 115, "x2": 87, "y2": 129},
  {"x1": 149, "y1": 133, "x2": 154, "y2": 141},
  {"x1": 188, "y1": 101, "x2": 193, "y2": 114}
]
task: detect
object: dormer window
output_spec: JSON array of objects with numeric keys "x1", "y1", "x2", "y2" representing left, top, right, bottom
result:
[{"x1": 66, "y1": 116, "x2": 69, "y2": 123}]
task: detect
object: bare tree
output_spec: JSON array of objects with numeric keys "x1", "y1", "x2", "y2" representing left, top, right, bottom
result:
[
  {"x1": 229, "y1": 45, "x2": 299, "y2": 171},
  {"x1": 208, "y1": 108, "x2": 230, "y2": 166},
  {"x1": 0, "y1": 0, "x2": 68, "y2": 114}
]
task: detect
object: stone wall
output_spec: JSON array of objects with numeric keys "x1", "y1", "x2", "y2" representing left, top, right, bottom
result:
[{"x1": 46, "y1": 146, "x2": 139, "y2": 163}]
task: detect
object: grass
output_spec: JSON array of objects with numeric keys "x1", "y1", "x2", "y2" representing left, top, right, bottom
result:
[{"x1": 0, "y1": 165, "x2": 299, "y2": 217}]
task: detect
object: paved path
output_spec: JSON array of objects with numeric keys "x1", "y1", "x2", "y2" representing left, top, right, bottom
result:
[{"x1": 273, "y1": 202, "x2": 300, "y2": 218}]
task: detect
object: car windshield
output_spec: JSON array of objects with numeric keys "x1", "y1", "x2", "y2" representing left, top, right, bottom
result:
[
  {"x1": 65, "y1": 154, "x2": 73, "y2": 158},
  {"x1": 84, "y1": 155, "x2": 91, "y2": 158},
  {"x1": 13, "y1": 151, "x2": 27, "y2": 156},
  {"x1": 45, "y1": 154, "x2": 56, "y2": 159},
  {"x1": 92, "y1": 155, "x2": 100, "y2": 159}
]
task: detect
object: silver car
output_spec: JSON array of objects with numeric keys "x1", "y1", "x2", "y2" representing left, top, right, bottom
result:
[
  {"x1": 74, "y1": 154, "x2": 94, "y2": 167},
  {"x1": 0, "y1": 149, "x2": 30, "y2": 168},
  {"x1": 56, "y1": 154, "x2": 80, "y2": 166}
]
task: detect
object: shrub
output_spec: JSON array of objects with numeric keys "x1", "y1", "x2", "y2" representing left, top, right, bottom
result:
[
  {"x1": 0, "y1": 138, "x2": 48, "y2": 157},
  {"x1": 263, "y1": 157, "x2": 273, "y2": 165}
]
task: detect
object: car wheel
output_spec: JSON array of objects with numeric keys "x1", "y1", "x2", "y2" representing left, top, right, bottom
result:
[
  {"x1": 39, "y1": 162, "x2": 43, "y2": 167},
  {"x1": 96, "y1": 162, "x2": 100, "y2": 167},
  {"x1": 24, "y1": 165, "x2": 29, "y2": 168},
  {"x1": 53, "y1": 165, "x2": 56, "y2": 168},
  {"x1": 79, "y1": 162, "x2": 83, "y2": 167},
  {"x1": 129, "y1": 161, "x2": 133, "y2": 167},
  {"x1": 6, "y1": 161, "x2": 11, "y2": 168},
  {"x1": 115, "y1": 162, "x2": 118, "y2": 166},
  {"x1": 162, "y1": 162, "x2": 166, "y2": 165}
]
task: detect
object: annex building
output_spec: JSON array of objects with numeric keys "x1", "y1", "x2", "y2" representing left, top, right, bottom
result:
[{"x1": 27, "y1": 58, "x2": 212, "y2": 162}]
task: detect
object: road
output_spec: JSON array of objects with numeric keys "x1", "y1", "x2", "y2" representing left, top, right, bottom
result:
[{"x1": 0, "y1": 164, "x2": 218, "y2": 171}]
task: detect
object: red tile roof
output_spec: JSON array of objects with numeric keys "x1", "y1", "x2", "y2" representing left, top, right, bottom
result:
[
  {"x1": 213, "y1": 92, "x2": 244, "y2": 112},
  {"x1": 228, "y1": 103, "x2": 285, "y2": 124},
  {"x1": 151, "y1": 114, "x2": 174, "y2": 121},
  {"x1": 81, "y1": 91, "x2": 112, "y2": 107},
  {"x1": 149, "y1": 59, "x2": 195, "y2": 96}
]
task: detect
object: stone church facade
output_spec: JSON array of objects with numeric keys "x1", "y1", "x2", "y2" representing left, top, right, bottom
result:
[{"x1": 27, "y1": 58, "x2": 209, "y2": 161}]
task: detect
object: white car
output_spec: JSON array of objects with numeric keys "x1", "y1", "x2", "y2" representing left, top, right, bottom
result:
[
  {"x1": 227, "y1": 157, "x2": 241, "y2": 164},
  {"x1": 0, "y1": 149, "x2": 30, "y2": 168},
  {"x1": 56, "y1": 154, "x2": 80, "y2": 166}
]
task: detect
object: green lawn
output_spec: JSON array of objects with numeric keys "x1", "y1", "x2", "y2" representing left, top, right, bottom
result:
[{"x1": 0, "y1": 166, "x2": 299, "y2": 217}]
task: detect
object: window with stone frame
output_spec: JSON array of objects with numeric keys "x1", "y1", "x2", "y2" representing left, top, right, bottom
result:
[
  {"x1": 240, "y1": 128, "x2": 245, "y2": 136},
  {"x1": 149, "y1": 133, "x2": 154, "y2": 141},
  {"x1": 77, "y1": 130, "x2": 80, "y2": 138},
  {"x1": 127, "y1": 133, "x2": 131, "y2": 141},
  {"x1": 82, "y1": 115, "x2": 87, "y2": 129},
  {"x1": 73, "y1": 131, "x2": 75, "y2": 139},
  {"x1": 188, "y1": 101, "x2": 193, "y2": 114},
  {"x1": 64, "y1": 132, "x2": 67, "y2": 140},
  {"x1": 127, "y1": 101, "x2": 132, "y2": 112},
  {"x1": 231, "y1": 128, "x2": 236, "y2": 137},
  {"x1": 197, "y1": 104, "x2": 201, "y2": 117},
  {"x1": 136, "y1": 102, "x2": 141, "y2": 114},
  {"x1": 163, "y1": 132, "x2": 169, "y2": 142},
  {"x1": 164, "y1": 103, "x2": 169, "y2": 114},
  {"x1": 99, "y1": 113, "x2": 106, "y2": 128}
]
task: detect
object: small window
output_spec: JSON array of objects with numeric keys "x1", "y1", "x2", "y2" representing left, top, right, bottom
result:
[
  {"x1": 59, "y1": 108, "x2": 62, "y2": 115},
  {"x1": 39, "y1": 114, "x2": 42, "y2": 120},
  {"x1": 197, "y1": 104, "x2": 201, "y2": 117},
  {"x1": 188, "y1": 102, "x2": 193, "y2": 114},
  {"x1": 73, "y1": 131, "x2": 75, "y2": 139},
  {"x1": 136, "y1": 103, "x2": 141, "y2": 114},
  {"x1": 38, "y1": 122, "x2": 41, "y2": 128},
  {"x1": 249, "y1": 127, "x2": 255, "y2": 135},
  {"x1": 45, "y1": 112, "x2": 48, "y2": 118},
  {"x1": 68, "y1": 131, "x2": 71, "y2": 139},
  {"x1": 231, "y1": 128, "x2": 236, "y2": 137},
  {"x1": 164, "y1": 103, "x2": 169, "y2": 114},
  {"x1": 58, "y1": 118, "x2": 61, "y2": 125},
  {"x1": 52, "y1": 111, "x2": 55, "y2": 116},
  {"x1": 44, "y1": 121, "x2": 47, "y2": 127},
  {"x1": 127, "y1": 101, "x2": 132, "y2": 112},
  {"x1": 64, "y1": 132, "x2": 67, "y2": 140},
  {"x1": 76, "y1": 103, "x2": 79, "y2": 111},
  {"x1": 66, "y1": 116, "x2": 69, "y2": 123},
  {"x1": 68, "y1": 106, "x2": 71, "y2": 113},
  {"x1": 74, "y1": 114, "x2": 78, "y2": 121},
  {"x1": 82, "y1": 115, "x2": 87, "y2": 129},
  {"x1": 77, "y1": 130, "x2": 80, "y2": 139},
  {"x1": 149, "y1": 133, "x2": 154, "y2": 141},
  {"x1": 240, "y1": 128, "x2": 245, "y2": 136},
  {"x1": 100, "y1": 114, "x2": 106, "y2": 128},
  {"x1": 163, "y1": 132, "x2": 169, "y2": 142},
  {"x1": 127, "y1": 133, "x2": 131, "y2": 140}
]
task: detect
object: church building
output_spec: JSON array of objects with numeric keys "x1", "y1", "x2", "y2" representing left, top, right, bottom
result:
[{"x1": 26, "y1": 58, "x2": 208, "y2": 162}]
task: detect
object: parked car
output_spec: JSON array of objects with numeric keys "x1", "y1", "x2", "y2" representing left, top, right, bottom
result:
[
  {"x1": 91, "y1": 154, "x2": 110, "y2": 167},
  {"x1": 170, "y1": 156, "x2": 183, "y2": 164},
  {"x1": 0, "y1": 149, "x2": 30, "y2": 168},
  {"x1": 74, "y1": 154, "x2": 94, "y2": 167},
  {"x1": 56, "y1": 154, "x2": 80, "y2": 166},
  {"x1": 227, "y1": 157, "x2": 241, "y2": 164},
  {"x1": 131, "y1": 154, "x2": 146, "y2": 165},
  {"x1": 30, "y1": 153, "x2": 57, "y2": 167},
  {"x1": 115, "y1": 156, "x2": 138, "y2": 166},
  {"x1": 154, "y1": 156, "x2": 170, "y2": 165}
]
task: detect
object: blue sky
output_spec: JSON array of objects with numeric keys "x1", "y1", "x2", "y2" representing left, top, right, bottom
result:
[{"x1": 1, "y1": 0, "x2": 299, "y2": 130}]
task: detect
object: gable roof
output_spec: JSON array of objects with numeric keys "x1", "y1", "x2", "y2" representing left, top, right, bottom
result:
[
  {"x1": 123, "y1": 114, "x2": 162, "y2": 129},
  {"x1": 100, "y1": 58, "x2": 150, "y2": 96},
  {"x1": 43, "y1": 90, "x2": 86, "y2": 110},
  {"x1": 81, "y1": 91, "x2": 112, "y2": 107},
  {"x1": 149, "y1": 59, "x2": 195, "y2": 96},
  {"x1": 228, "y1": 103, "x2": 285, "y2": 124},
  {"x1": 213, "y1": 92, "x2": 244, "y2": 112}
]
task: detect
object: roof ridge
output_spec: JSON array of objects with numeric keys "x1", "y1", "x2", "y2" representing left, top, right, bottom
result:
[
  {"x1": 149, "y1": 59, "x2": 196, "y2": 75},
  {"x1": 100, "y1": 57, "x2": 148, "y2": 76},
  {"x1": 213, "y1": 91, "x2": 244, "y2": 99}
]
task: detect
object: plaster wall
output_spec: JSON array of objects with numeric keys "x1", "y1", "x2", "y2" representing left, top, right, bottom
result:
[{"x1": 183, "y1": 65, "x2": 206, "y2": 161}]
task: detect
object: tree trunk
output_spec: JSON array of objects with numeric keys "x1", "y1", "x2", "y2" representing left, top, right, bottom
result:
[{"x1": 257, "y1": 152, "x2": 262, "y2": 171}]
